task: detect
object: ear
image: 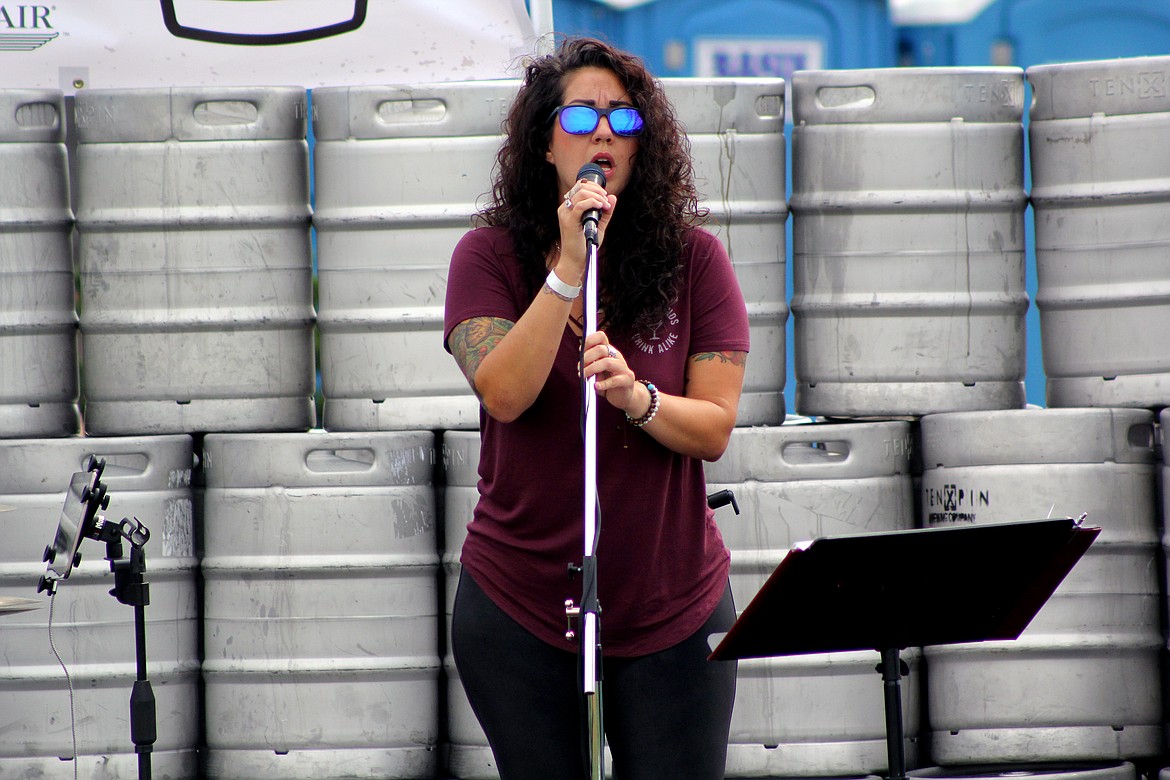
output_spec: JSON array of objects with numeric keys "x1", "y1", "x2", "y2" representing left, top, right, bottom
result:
[{"x1": 545, "y1": 149, "x2": 555, "y2": 164}]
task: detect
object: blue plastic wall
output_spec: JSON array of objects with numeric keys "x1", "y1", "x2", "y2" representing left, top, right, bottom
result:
[
  {"x1": 546, "y1": 0, "x2": 623, "y2": 45},
  {"x1": 899, "y1": 0, "x2": 1170, "y2": 68},
  {"x1": 553, "y1": 0, "x2": 895, "y2": 77}
]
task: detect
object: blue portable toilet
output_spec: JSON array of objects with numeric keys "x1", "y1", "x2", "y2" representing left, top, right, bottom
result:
[
  {"x1": 546, "y1": 0, "x2": 624, "y2": 44},
  {"x1": 553, "y1": 0, "x2": 895, "y2": 77},
  {"x1": 896, "y1": 0, "x2": 1170, "y2": 407},
  {"x1": 897, "y1": 0, "x2": 1170, "y2": 68}
]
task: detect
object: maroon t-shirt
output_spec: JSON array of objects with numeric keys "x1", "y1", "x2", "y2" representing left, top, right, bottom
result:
[{"x1": 444, "y1": 225, "x2": 750, "y2": 656}]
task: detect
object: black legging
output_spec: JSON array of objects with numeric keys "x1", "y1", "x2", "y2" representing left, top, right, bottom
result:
[{"x1": 451, "y1": 570, "x2": 738, "y2": 780}]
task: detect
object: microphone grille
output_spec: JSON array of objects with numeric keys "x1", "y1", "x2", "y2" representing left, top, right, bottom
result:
[{"x1": 576, "y1": 162, "x2": 606, "y2": 187}]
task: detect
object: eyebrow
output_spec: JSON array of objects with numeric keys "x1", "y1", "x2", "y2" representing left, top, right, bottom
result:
[{"x1": 565, "y1": 98, "x2": 635, "y2": 107}]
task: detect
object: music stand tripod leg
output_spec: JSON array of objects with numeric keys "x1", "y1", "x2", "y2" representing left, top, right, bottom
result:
[{"x1": 879, "y1": 647, "x2": 907, "y2": 780}]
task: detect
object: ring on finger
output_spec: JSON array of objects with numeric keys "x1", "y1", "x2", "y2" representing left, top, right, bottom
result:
[
  {"x1": 607, "y1": 346, "x2": 618, "y2": 359},
  {"x1": 564, "y1": 196, "x2": 572, "y2": 209}
]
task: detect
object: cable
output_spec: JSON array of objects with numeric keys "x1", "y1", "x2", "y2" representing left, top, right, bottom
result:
[{"x1": 47, "y1": 590, "x2": 80, "y2": 780}]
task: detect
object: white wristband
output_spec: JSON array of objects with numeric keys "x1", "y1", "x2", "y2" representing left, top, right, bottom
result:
[{"x1": 545, "y1": 269, "x2": 581, "y2": 301}]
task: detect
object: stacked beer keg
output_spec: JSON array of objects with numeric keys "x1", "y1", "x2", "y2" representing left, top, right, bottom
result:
[
  {"x1": 2, "y1": 53, "x2": 1169, "y2": 780},
  {"x1": 0, "y1": 85, "x2": 440, "y2": 780},
  {"x1": 783, "y1": 54, "x2": 1170, "y2": 780}
]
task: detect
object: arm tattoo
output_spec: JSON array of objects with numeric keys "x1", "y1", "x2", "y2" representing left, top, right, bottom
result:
[
  {"x1": 690, "y1": 350, "x2": 748, "y2": 367},
  {"x1": 449, "y1": 316, "x2": 514, "y2": 398}
]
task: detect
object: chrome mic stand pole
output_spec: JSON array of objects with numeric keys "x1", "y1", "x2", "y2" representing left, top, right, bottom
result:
[{"x1": 580, "y1": 223, "x2": 604, "y2": 780}]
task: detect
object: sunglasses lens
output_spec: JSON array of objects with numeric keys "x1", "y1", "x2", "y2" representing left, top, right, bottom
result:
[
  {"x1": 559, "y1": 106, "x2": 599, "y2": 134},
  {"x1": 556, "y1": 106, "x2": 644, "y2": 136},
  {"x1": 610, "y1": 108, "x2": 644, "y2": 136}
]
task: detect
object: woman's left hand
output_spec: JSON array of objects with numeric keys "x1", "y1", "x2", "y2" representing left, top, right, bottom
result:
[
  {"x1": 582, "y1": 330, "x2": 641, "y2": 416},
  {"x1": 583, "y1": 331, "x2": 747, "y2": 461}
]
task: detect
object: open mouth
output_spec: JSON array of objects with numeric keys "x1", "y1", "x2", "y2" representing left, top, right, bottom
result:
[{"x1": 592, "y1": 154, "x2": 614, "y2": 174}]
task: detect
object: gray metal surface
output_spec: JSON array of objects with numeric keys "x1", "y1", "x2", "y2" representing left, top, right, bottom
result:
[
  {"x1": 663, "y1": 77, "x2": 788, "y2": 426},
  {"x1": 1029, "y1": 55, "x2": 1170, "y2": 409},
  {"x1": 920, "y1": 408, "x2": 1162, "y2": 762},
  {"x1": 201, "y1": 431, "x2": 439, "y2": 779},
  {"x1": 791, "y1": 67, "x2": 1028, "y2": 417},
  {"x1": 313, "y1": 82, "x2": 518, "y2": 432},
  {"x1": 0, "y1": 435, "x2": 198, "y2": 777},
  {"x1": 0, "y1": 89, "x2": 79, "y2": 438},
  {"x1": 314, "y1": 78, "x2": 787, "y2": 432},
  {"x1": 911, "y1": 762, "x2": 1138, "y2": 780},
  {"x1": 75, "y1": 87, "x2": 316, "y2": 435},
  {"x1": 440, "y1": 431, "x2": 494, "y2": 778},
  {"x1": 707, "y1": 421, "x2": 919, "y2": 777}
]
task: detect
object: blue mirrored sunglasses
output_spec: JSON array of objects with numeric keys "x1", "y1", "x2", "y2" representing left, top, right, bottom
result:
[{"x1": 549, "y1": 105, "x2": 644, "y2": 137}]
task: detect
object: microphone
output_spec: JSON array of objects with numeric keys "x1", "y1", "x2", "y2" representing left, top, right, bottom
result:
[{"x1": 577, "y1": 162, "x2": 606, "y2": 243}]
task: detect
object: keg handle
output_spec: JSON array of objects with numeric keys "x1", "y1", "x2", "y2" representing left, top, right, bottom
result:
[{"x1": 706, "y1": 489, "x2": 740, "y2": 514}]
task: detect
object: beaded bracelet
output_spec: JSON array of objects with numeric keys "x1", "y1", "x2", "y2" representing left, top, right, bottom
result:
[
  {"x1": 627, "y1": 379, "x2": 659, "y2": 427},
  {"x1": 544, "y1": 269, "x2": 581, "y2": 301}
]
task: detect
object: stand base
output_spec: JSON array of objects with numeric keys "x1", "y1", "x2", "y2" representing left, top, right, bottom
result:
[
  {"x1": 445, "y1": 744, "x2": 616, "y2": 780},
  {"x1": 795, "y1": 380, "x2": 1024, "y2": 418},
  {"x1": 83, "y1": 397, "x2": 315, "y2": 435},
  {"x1": 205, "y1": 747, "x2": 437, "y2": 780},
  {"x1": 323, "y1": 395, "x2": 479, "y2": 432},
  {"x1": 732, "y1": 390, "x2": 786, "y2": 427},
  {"x1": 0, "y1": 749, "x2": 197, "y2": 779},
  {"x1": 725, "y1": 738, "x2": 919, "y2": 778},
  {"x1": 0, "y1": 402, "x2": 79, "y2": 438},
  {"x1": 929, "y1": 725, "x2": 1162, "y2": 765},
  {"x1": 1047, "y1": 373, "x2": 1170, "y2": 410}
]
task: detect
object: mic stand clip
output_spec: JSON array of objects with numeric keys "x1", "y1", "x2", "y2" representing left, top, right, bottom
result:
[{"x1": 96, "y1": 514, "x2": 157, "y2": 780}]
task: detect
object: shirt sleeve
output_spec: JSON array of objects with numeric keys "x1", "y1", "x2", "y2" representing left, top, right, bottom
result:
[
  {"x1": 688, "y1": 229, "x2": 751, "y2": 355},
  {"x1": 443, "y1": 227, "x2": 523, "y2": 353}
]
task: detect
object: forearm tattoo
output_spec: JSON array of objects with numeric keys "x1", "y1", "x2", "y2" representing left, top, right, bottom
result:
[
  {"x1": 691, "y1": 351, "x2": 748, "y2": 367},
  {"x1": 450, "y1": 316, "x2": 514, "y2": 397}
]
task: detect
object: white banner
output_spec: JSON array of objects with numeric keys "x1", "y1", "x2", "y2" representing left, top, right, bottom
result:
[{"x1": 0, "y1": 0, "x2": 537, "y2": 92}]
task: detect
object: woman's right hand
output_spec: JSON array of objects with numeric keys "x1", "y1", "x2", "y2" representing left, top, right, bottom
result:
[{"x1": 556, "y1": 176, "x2": 616, "y2": 280}]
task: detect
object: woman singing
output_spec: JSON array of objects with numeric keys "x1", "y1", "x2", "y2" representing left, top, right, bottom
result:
[{"x1": 444, "y1": 36, "x2": 750, "y2": 780}]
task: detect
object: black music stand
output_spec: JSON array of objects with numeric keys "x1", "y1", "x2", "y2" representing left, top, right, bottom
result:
[{"x1": 710, "y1": 517, "x2": 1099, "y2": 780}]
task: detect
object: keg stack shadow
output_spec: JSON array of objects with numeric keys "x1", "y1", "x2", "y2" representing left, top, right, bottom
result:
[{"x1": 3, "y1": 52, "x2": 1170, "y2": 780}]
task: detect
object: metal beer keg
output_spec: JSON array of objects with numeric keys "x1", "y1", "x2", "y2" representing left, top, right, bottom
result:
[{"x1": 791, "y1": 67, "x2": 1028, "y2": 417}]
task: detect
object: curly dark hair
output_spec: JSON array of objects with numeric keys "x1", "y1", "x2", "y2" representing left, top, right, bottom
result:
[{"x1": 476, "y1": 36, "x2": 707, "y2": 338}]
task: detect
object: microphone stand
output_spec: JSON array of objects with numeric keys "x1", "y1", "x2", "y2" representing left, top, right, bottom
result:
[
  {"x1": 96, "y1": 514, "x2": 157, "y2": 780},
  {"x1": 38, "y1": 458, "x2": 157, "y2": 780},
  {"x1": 564, "y1": 162, "x2": 608, "y2": 779},
  {"x1": 566, "y1": 202, "x2": 741, "y2": 778},
  {"x1": 580, "y1": 217, "x2": 604, "y2": 780},
  {"x1": 562, "y1": 212, "x2": 605, "y2": 780}
]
